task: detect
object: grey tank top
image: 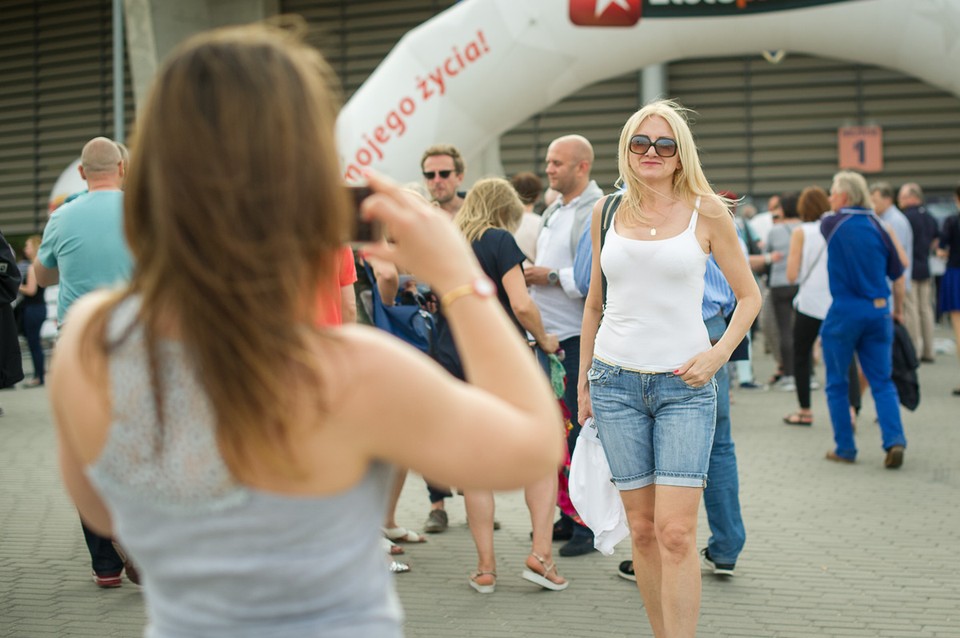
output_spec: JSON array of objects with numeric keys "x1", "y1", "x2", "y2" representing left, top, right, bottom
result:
[{"x1": 86, "y1": 297, "x2": 403, "y2": 638}]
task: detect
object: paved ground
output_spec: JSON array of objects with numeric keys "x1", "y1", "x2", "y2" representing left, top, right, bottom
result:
[{"x1": 1, "y1": 327, "x2": 959, "y2": 637}]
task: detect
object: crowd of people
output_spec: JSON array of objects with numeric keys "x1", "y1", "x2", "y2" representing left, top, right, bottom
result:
[{"x1": 1, "y1": 19, "x2": 959, "y2": 638}]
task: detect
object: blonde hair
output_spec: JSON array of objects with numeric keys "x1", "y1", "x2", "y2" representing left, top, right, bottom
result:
[
  {"x1": 83, "y1": 21, "x2": 348, "y2": 478},
  {"x1": 454, "y1": 177, "x2": 523, "y2": 243},
  {"x1": 616, "y1": 99, "x2": 728, "y2": 224}
]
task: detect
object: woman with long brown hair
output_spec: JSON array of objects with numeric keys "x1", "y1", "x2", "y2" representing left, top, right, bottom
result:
[{"x1": 48, "y1": 23, "x2": 561, "y2": 637}]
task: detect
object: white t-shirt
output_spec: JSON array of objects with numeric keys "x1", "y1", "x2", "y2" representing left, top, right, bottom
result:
[
  {"x1": 513, "y1": 211, "x2": 540, "y2": 263},
  {"x1": 530, "y1": 200, "x2": 586, "y2": 340}
]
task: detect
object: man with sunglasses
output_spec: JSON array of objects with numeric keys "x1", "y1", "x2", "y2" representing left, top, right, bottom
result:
[
  {"x1": 421, "y1": 144, "x2": 466, "y2": 216},
  {"x1": 525, "y1": 134, "x2": 604, "y2": 557},
  {"x1": 417, "y1": 144, "x2": 468, "y2": 533}
]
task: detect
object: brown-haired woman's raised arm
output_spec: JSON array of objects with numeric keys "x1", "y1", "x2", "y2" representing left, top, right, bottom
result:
[{"x1": 350, "y1": 172, "x2": 563, "y2": 491}]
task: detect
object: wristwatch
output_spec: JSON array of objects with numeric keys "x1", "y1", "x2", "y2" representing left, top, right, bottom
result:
[{"x1": 547, "y1": 270, "x2": 560, "y2": 286}]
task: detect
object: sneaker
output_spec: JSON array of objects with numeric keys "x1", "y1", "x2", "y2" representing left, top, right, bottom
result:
[
  {"x1": 92, "y1": 571, "x2": 123, "y2": 588},
  {"x1": 617, "y1": 560, "x2": 636, "y2": 582},
  {"x1": 774, "y1": 375, "x2": 796, "y2": 392},
  {"x1": 701, "y1": 548, "x2": 735, "y2": 576},
  {"x1": 810, "y1": 377, "x2": 821, "y2": 390},
  {"x1": 559, "y1": 527, "x2": 596, "y2": 557},
  {"x1": 423, "y1": 509, "x2": 448, "y2": 533},
  {"x1": 738, "y1": 381, "x2": 764, "y2": 390}
]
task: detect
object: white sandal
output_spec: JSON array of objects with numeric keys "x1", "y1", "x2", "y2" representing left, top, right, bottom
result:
[
  {"x1": 383, "y1": 526, "x2": 427, "y2": 543},
  {"x1": 469, "y1": 570, "x2": 497, "y2": 594},
  {"x1": 522, "y1": 553, "x2": 569, "y2": 591}
]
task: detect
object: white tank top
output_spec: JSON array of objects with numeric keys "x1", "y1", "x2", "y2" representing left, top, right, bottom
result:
[
  {"x1": 793, "y1": 220, "x2": 832, "y2": 320},
  {"x1": 594, "y1": 198, "x2": 710, "y2": 372}
]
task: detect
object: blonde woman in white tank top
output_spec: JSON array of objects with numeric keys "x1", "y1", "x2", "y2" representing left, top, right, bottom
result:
[{"x1": 578, "y1": 101, "x2": 761, "y2": 638}]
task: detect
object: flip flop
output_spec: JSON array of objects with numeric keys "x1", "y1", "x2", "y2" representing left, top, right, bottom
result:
[
  {"x1": 383, "y1": 527, "x2": 427, "y2": 543},
  {"x1": 782, "y1": 413, "x2": 813, "y2": 426},
  {"x1": 381, "y1": 538, "x2": 405, "y2": 555},
  {"x1": 469, "y1": 570, "x2": 496, "y2": 594},
  {"x1": 522, "y1": 553, "x2": 569, "y2": 591}
]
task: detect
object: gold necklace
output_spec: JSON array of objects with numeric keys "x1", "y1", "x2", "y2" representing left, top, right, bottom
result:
[{"x1": 639, "y1": 198, "x2": 678, "y2": 237}]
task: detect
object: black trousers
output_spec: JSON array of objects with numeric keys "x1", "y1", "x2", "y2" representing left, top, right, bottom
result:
[
  {"x1": 81, "y1": 517, "x2": 123, "y2": 575},
  {"x1": 792, "y1": 309, "x2": 861, "y2": 411}
]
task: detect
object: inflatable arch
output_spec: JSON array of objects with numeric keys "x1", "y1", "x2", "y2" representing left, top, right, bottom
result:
[{"x1": 337, "y1": 0, "x2": 960, "y2": 183}]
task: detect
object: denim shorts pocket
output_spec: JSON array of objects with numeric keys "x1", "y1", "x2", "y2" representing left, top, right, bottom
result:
[
  {"x1": 587, "y1": 362, "x2": 612, "y2": 387},
  {"x1": 669, "y1": 372, "x2": 711, "y2": 391}
]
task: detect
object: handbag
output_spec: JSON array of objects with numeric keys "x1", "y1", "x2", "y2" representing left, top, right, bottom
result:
[{"x1": 363, "y1": 262, "x2": 435, "y2": 354}]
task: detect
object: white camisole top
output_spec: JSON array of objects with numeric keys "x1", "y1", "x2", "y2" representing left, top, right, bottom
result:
[{"x1": 593, "y1": 197, "x2": 711, "y2": 372}]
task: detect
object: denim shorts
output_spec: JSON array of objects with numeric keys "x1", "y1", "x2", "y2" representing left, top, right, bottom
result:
[{"x1": 588, "y1": 358, "x2": 717, "y2": 490}]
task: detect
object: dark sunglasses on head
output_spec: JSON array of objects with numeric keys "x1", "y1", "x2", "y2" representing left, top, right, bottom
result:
[
  {"x1": 629, "y1": 135, "x2": 678, "y2": 158},
  {"x1": 423, "y1": 170, "x2": 454, "y2": 180}
]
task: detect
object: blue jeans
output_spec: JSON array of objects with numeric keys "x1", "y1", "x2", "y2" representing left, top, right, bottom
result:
[
  {"x1": 22, "y1": 303, "x2": 46, "y2": 383},
  {"x1": 703, "y1": 314, "x2": 745, "y2": 566},
  {"x1": 588, "y1": 358, "x2": 716, "y2": 489},
  {"x1": 820, "y1": 304, "x2": 906, "y2": 460}
]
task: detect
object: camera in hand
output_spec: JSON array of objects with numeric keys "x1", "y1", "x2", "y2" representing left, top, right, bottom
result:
[{"x1": 348, "y1": 185, "x2": 380, "y2": 244}]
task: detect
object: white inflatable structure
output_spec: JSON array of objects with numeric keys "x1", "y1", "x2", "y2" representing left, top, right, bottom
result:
[
  {"x1": 48, "y1": 158, "x2": 85, "y2": 213},
  {"x1": 336, "y1": 0, "x2": 960, "y2": 183}
]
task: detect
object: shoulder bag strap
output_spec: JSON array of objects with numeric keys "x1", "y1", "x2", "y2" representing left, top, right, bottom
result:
[{"x1": 599, "y1": 193, "x2": 623, "y2": 312}]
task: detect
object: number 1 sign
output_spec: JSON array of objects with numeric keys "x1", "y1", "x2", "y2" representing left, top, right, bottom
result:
[{"x1": 838, "y1": 126, "x2": 883, "y2": 173}]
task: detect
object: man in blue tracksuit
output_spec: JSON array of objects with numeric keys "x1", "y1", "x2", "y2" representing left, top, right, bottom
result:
[{"x1": 820, "y1": 171, "x2": 908, "y2": 468}]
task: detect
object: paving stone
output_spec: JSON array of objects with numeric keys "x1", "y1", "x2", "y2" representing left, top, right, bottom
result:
[{"x1": 1, "y1": 330, "x2": 959, "y2": 637}]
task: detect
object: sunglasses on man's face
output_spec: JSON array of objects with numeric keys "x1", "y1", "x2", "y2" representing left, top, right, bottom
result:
[
  {"x1": 423, "y1": 170, "x2": 454, "y2": 180},
  {"x1": 628, "y1": 135, "x2": 678, "y2": 158}
]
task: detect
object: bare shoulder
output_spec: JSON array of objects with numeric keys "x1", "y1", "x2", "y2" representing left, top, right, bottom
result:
[{"x1": 697, "y1": 196, "x2": 732, "y2": 222}]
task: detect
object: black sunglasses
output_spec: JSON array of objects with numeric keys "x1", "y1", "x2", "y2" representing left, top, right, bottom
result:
[
  {"x1": 423, "y1": 170, "x2": 454, "y2": 180},
  {"x1": 629, "y1": 135, "x2": 678, "y2": 158}
]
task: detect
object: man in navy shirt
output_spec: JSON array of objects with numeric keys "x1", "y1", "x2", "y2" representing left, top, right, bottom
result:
[{"x1": 821, "y1": 171, "x2": 909, "y2": 468}]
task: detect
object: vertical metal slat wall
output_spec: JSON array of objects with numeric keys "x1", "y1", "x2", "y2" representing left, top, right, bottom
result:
[
  {"x1": 668, "y1": 54, "x2": 960, "y2": 200},
  {"x1": 0, "y1": 0, "x2": 135, "y2": 237}
]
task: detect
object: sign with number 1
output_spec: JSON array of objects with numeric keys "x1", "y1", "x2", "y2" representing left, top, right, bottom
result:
[{"x1": 838, "y1": 126, "x2": 883, "y2": 173}]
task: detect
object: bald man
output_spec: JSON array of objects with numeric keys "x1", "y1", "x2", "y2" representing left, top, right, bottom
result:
[
  {"x1": 525, "y1": 134, "x2": 604, "y2": 557},
  {"x1": 34, "y1": 136, "x2": 136, "y2": 588}
]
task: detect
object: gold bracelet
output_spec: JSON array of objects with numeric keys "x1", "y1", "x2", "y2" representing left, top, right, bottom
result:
[{"x1": 440, "y1": 277, "x2": 495, "y2": 311}]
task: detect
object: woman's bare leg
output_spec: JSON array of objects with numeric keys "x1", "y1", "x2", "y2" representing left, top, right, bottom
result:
[
  {"x1": 524, "y1": 472, "x2": 565, "y2": 584},
  {"x1": 654, "y1": 486, "x2": 703, "y2": 638},
  {"x1": 463, "y1": 489, "x2": 496, "y2": 586},
  {"x1": 383, "y1": 467, "x2": 407, "y2": 530},
  {"x1": 620, "y1": 486, "x2": 665, "y2": 637}
]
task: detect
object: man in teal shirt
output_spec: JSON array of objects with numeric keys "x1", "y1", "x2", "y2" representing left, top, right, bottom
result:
[
  {"x1": 34, "y1": 136, "x2": 135, "y2": 587},
  {"x1": 35, "y1": 137, "x2": 132, "y2": 324}
]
